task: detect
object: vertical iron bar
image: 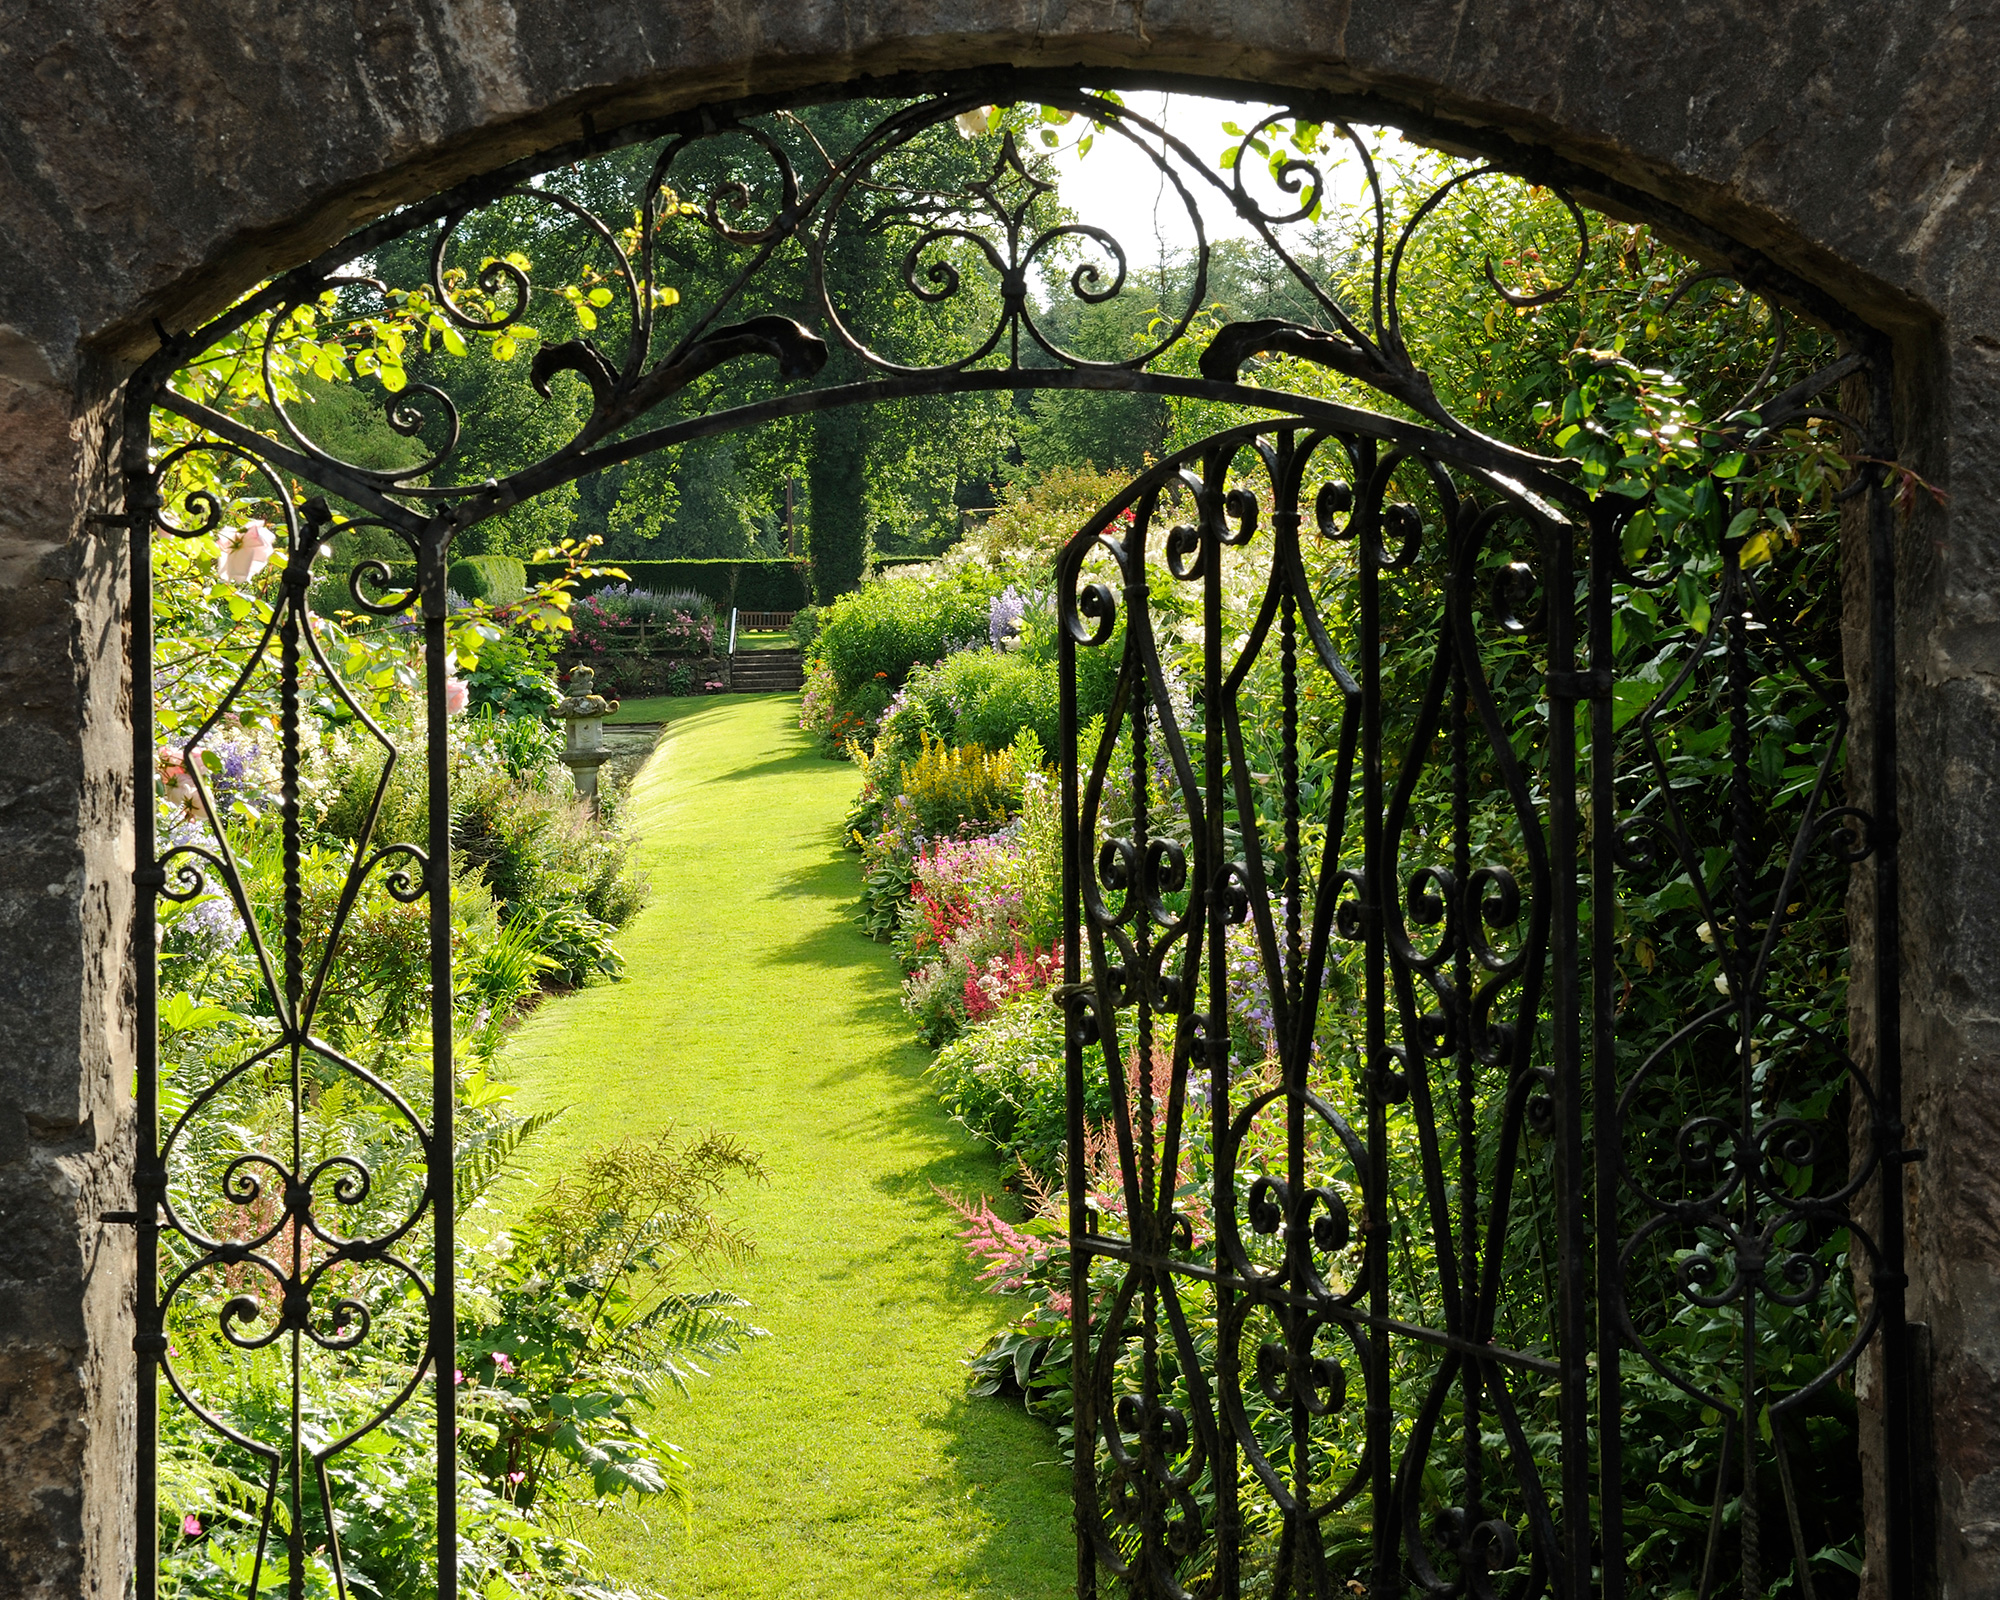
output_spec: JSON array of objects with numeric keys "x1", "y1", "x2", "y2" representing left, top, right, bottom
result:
[
  {"x1": 282, "y1": 564, "x2": 305, "y2": 1600},
  {"x1": 1204, "y1": 466, "x2": 1238, "y2": 1599},
  {"x1": 126, "y1": 385, "x2": 163, "y2": 1600},
  {"x1": 1281, "y1": 539, "x2": 1312, "y2": 1586},
  {"x1": 1362, "y1": 470, "x2": 1395, "y2": 1600},
  {"x1": 1061, "y1": 561, "x2": 1096, "y2": 1600},
  {"x1": 1866, "y1": 350, "x2": 1911, "y2": 1600},
  {"x1": 1452, "y1": 653, "x2": 1482, "y2": 1533},
  {"x1": 1726, "y1": 541, "x2": 1761, "y2": 1599},
  {"x1": 1545, "y1": 517, "x2": 1592, "y2": 1600},
  {"x1": 1133, "y1": 639, "x2": 1163, "y2": 1585},
  {"x1": 422, "y1": 521, "x2": 458, "y2": 1600},
  {"x1": 1589, "y1": 506, "x2": 1626, "y2": 1600}
]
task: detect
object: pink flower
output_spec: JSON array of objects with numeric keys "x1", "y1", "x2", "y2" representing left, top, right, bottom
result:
[
  {"x1": 453, "y1": 1368, "x2": 465, "y2": 1385},
  {"x1": 507, "y1": 1471, "x2": 526, "y2": 1485},
  {"x1": 159, "y1": 750, "x2": 200, "y2": 812},
  {"x1": 444, "y1": 677, "x2": 470, "y2": 716},
  {"x1": 933, "y1": 1184, "x2": 1050, "y2": 1293},
  {"x1": 181, "y1": 1514, "x2": 202, "y2": 1538},
  {"x1": 490, "y1": 1351, "x2": 515, "y2": 1376},
  {"x1": 217, "y1": 519, "x2": 275, "y2": 583}
]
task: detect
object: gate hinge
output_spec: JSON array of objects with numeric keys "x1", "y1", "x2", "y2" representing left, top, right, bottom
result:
[
  {"x1": 1546, "y1": 668, "x2": 1612, "y2": 702},
  {"x1": 100, "y1": 1210, "x2": 140, "y2": 1225}
]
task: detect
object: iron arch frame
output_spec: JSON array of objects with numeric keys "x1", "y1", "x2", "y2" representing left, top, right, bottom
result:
[{"x1": 113, "y1": 68, "x2": 1913, "y2": 1600}]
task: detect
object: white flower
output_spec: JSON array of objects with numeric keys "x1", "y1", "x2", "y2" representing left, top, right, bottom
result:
[
  {"x1": 1695, "y1": 920, "x2": 1715, "y2": 945},
  {"x1": 1713, "y1": 972, "x2": 1732, "y2": 996},
  {"x1": 216, "y1": 519, "x2": 275, "y2": 583},
  {"x1": 954, "y1": 106, "x2": 993, "y2": 138}
]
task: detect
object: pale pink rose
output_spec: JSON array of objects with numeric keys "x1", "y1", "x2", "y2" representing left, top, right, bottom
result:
[
  {"x1": 216, "y1": 519, "x2": 275, "y2": 583},
  {"x1": 160, "y1": 751, "x2": 200, "y2": 812},
  {"x1": 444, "y1": 676, "x2": 470, "y2": 716}
]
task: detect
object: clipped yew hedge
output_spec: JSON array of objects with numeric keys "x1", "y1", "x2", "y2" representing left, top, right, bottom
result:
[{"x1": 529, "y1": 559, "x2": 811, "y2": 612}]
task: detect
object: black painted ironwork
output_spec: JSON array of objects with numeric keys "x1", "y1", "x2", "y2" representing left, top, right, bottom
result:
[
  {"x1": 114, "y1": 72, "x2": 1912, "y2": 1600},
  {"x1": 1053, "y1": 391, "x2": 1908, "y2": 1598}
]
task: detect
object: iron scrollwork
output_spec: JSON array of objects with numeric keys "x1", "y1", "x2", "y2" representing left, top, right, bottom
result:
[{"x1": 118, "y1": 69, "x2": 1909, "y2": 1600}]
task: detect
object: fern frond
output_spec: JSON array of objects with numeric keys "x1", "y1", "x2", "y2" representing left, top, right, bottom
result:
[{"x1": 455, "y1": 1106, "x2": 567, "y2": 1215}]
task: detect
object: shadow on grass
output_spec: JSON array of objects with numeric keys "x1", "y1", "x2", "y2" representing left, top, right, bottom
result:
[
  {"x1": 909, "y1": 1394, "x2": 1075, "y2": 1599},
  {"x1": 709, "y1": 750, "x2": 838, "y2": 784}
]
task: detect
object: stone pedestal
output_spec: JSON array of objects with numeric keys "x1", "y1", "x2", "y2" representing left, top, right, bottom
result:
[{"x1": 555, "y1": 667, "x2": 617, "y2": 810}]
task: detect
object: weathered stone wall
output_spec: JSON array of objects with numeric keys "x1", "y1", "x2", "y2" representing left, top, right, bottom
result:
[
  {"x1": 0, "y1": 351, "x2": 134, "y2": 1600},
  {"x1": 2, "y1": 2, "x2": 1997, "y2": 1595}
]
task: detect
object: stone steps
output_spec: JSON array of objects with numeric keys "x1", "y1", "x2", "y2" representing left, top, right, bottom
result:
[{"x1": 730, "y1": 648, "x2": 804, "y2": 691}]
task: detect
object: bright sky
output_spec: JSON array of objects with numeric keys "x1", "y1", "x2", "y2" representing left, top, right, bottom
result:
[{"x1": 1038, "y1": 93, "x2": 1375, "y2": 270}]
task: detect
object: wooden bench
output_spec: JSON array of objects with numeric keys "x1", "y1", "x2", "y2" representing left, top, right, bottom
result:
[{"x1": 734, "y1": 610, "x2": 797, "y2": 631}]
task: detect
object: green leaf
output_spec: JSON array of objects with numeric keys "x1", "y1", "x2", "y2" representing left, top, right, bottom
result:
[{"x1": 160, "y1": 992, "x2": 249, "y2": 1034}]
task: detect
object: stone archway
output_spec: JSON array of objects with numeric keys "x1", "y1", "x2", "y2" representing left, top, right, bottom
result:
[{"x1": 3, "y1": 8, "x2": 1995, "y2": 1599}]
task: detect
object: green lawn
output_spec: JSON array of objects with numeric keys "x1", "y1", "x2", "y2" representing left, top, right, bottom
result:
[
  {"x1": 606, "y1": 695, "x2": 690, "y2": 723},
  {"x1": 494, "y1": 693, "x2": 1073, "y2": 1600}
]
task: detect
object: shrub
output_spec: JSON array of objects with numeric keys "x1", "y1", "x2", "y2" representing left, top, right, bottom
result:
[
  {"x1": 897, "y1": 734, "x2": 1021, "y2": 837},
  {"x1": 594, "y1": 585, "x2": 715, "y2": 624},
  {"x1": 449, "y1": 553, "x2": 529, "y2": 604},
  {"x1": 811, "y1": 572, "x2": 992, "y2": 697},
  {"x1": 787, "y1": 604, "x2": 821, "y2": 652},
  {"x1": 885, "y1": 764, "x2": 1061, "y2": 1044},
  {"x1": 903, "y1": 649, "x2": 1061, "y2": 758},
  {"x1": 528, "y1": 558, "x2": 810, "y2": 613},
  {"x1": 507, "y1": 900, "x2": 624, "y2": 987},
  {"x1": 569, "y1": 593, "x2": 716, "y2": 659},
  {"x1": 473, "y1": 707, "x2": 564, "y2": 780},
  {"x1": 314, "y1": 731, "x2": 428, "y2": 849},
  {"x1": 453, "y1": 767, "x2": 648, "y2": 985},
  {"x1": 949, "y1": 462, "x2": 1135, "y2": 572},
  {"x1": 929, "y1": 989, "x2": 1091, "y2": 1185},
  {"x1": 462, "y1": 1127, "x2": 768, "y2": 1513},
  {"x1": 466, "y1": 633, "x2": 560, "y2": 720}
]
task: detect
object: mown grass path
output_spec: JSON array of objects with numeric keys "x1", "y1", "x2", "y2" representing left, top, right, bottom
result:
[{"x1": 498, "y1": 694, "x2": 1072, "y2": 1600}]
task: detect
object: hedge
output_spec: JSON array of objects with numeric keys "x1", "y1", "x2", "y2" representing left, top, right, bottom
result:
[
  {"x1": 448, "y1": 554, "x2": 528, "y2": 604},
  {"x1": 525, "y1": 559, "x2": 809, "y2": 612},
  {"x1": 364, "y1": 558, "x2": 810, "y2": 612}
]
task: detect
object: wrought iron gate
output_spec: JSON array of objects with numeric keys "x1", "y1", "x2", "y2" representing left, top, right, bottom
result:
[
  {"x1": 1053, "y1": 403, "x2": 1911, "y2": 1598},
  {"x1": 116, "y1": 74, "x2": 1912, "y2": 1600}
]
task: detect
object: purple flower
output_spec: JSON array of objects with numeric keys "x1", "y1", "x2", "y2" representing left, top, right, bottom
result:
[{"x1": 988, "y1": 586, "x2": 1027, "y2": 651}]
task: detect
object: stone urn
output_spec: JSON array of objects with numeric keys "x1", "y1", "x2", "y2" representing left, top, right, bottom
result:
[{"x1": 555, "y1": 665, "x2": 619, "y2": 808}]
